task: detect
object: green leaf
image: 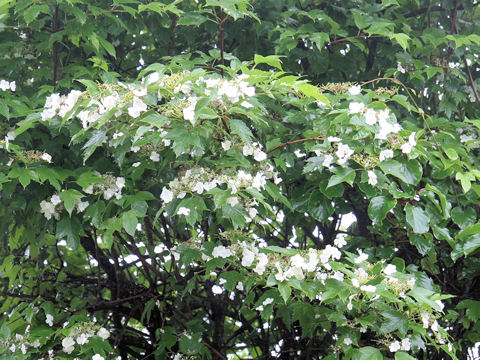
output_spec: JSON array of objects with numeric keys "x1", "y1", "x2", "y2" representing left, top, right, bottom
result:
[
  {"x1": 254, "y1": 54, "x2": 283, "y2": 70},
  {"x1": 24, "y1": 4, "x2": 50, "y2": 24},
  {"x1": 456, "y1": 171, "x2": 475, "y2": 193},
  {"x1": 391, "y1": 33, "x2": 411, "y2": 50},
  {"x1": 60, "y1": 189, "x2": 84, "y2": 216},
  {"x1": 122, "y1": 210, "x2": 138, "y2": 236},
  {"x1": 327, "y1": 167, "x2": 355, "y2": 188},
  {"x1": 380, "y1": 309, "x2": 408, "y2": 335},
  {"x1": 395, "y1": 352, "x2": 416, "y2": 360},
  {"x1": 296, "y1": 83, "x2": 331, "y2": 106},
  {"x1": 56, "y1": 217, "x2": 82, "y2": 249},
  {"x1": 177, "y1": 12, "x2": 207, "y2": 26},
  {"x1": 278, "y1": 282, "x2": 291, "y2": 304},
  {"x1": 368, "y1": 196, "x2": 396, "y2": 223},
  {"x1": 82, "y1": 129, "x2": 107, "y2": 161},
  {"x1": 405, "y1": 204, "x2": 430, "y2": 234},
  {"x1": 229, "y1": 119, "x2": 253, "y2": 143},
  {"x1": 379, "y1": 159, "x2": 422, "y2": 185},
  {"x1": 353, "y1": 346, "x2": 383, "y2": 360}
]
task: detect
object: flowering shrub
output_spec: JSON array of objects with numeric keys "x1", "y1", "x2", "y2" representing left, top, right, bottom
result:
[{"x1": 1, "y1": 0, "x2": 480, "y2": 359}]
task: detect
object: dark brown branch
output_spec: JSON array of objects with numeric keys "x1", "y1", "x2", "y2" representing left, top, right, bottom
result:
[
  {"x1": 463, "y1": 55, "x2": 480, "y2": 107},
  {"x1": 220, "y1": 8, "x2": 225, "y2": 77},
  {"x1": 53, "y1": 4, "x2": 59, "y2": 88},
  {"x1": 266, "y1": 137, "x2": 325, "y2": 154},
  {"x1": 167, "y1": 14, "x2": 177, "y2": 56}
]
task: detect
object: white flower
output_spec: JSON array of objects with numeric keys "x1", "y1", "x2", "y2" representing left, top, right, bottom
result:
[
  {"x1": 150, "y1": 151, "x2": 160, "y2": 162},
  {"x1": 76, "y1": 333, "x2": 90, "y2": 345},
  {"x1": 401, "y1": 142, "x2": 413, "y2": 154},
  {"x1": 401, "y1": 338, "x2": 411, "y2": 351},
  {"x1": 334, "y1": 235, "x2": 347, "y2": 248},
  {"x1": 378, "y1": 109, "x2": 390, "y2": 122},
  {"x1": 131, "y1": 146, "x2": 140, "y2": 152},
  {"x1": 242, "y1": 144, "x2": 254, "y2": 156},
  {"x1": 192, "y1": 181, "x2": 204, "y2": 194},
  {"x1": 62, "y1": 336, "x2": 75, "y2": 354},
  {"x1": 221, "y1": 140, "x2": 231, "y2": 151},
  {"x1": 363, "y1": 108, "x2": 376, "y2": 125},
  {"x1": 290, "y1": 254, "x2": 306, "y2": 269},
  {"x1": 212, "y1": 285, "x2": 223, "y2": 294},
  {"x1": 397, "y1": 62, "x2": 406, "y2": 74},
  {"x1": 160, "y1": 187, "x2": 174, "y2": 203},
  {"x1": 212, "y1": 245, "x2": 232, "y2": 258},
  {"x1": 263, "y1": 298, "x2": 274, "y2": 306},
  {"x1": 327, "y1": 137, "x2": 341, "y2": 144},
  {"x1": 379, "y1": 149, "x2": 394, "y2": 161},
  {"x1": 9, "y1": 344, "x2": 15, "y2": 352},
  {"x1": 354, "y1": 250, "x2": 368, "y2": 264},
  {"x1": 431, "y1": 320, "x2": 439, "y2": 332},
  {"x1": 0, "y1": 79, "x2": 9, "y2": 91},
  {"x1": 133, "y1": 87, "x2": 147, "y2": 97},
  {"x1": 97, "y1": 327, "x2": 110, "y2": 340},
  {"x1": 241, "y1": 248, "x2": 255, "y2": 267},
  {"x1": 322, "y1": 154, "x2": 334, "y2": 168},
  {"x1": 128, "y1": 96, "x2": 148, "y2": 118},
  {"x1": 183, "y1": 98, "x2": 197, "y2": 124},
  {"x1": 40, "y1": 200, "x2": 58, "y2": 220},
  {"x1": 336, "y1": 143, "x2": 354, "y2": 165},
  {"x1": 348, "y1": 85, "x2": 361, "y2": 95},
  {"x1": 76, "y1": 200, "x2": 89, "y2": 213},
  {"x1": 241, "y1": 101, "x2": 254, "y2": 108},
  {"x1": 9, "y1": 81, "x2": 15, "y2": 91},
  {"x1": 40, "y1": 153, "x2": 52, "y2": 163},
  {"x1": 92, "y1": 355, "x2": 105, "y2": 360},
  {"x1": 236, "y1": 282, "x2": 244, "y2": 291},
  {"x1": 254, "y1": 253, "x2": 268, "y2": 275},
  {"x1": 31, "y1": 339, "x2": 40, "y2": 348},
  {"x1": 351, "y1": 278, "x2": 360, "y2": 287},
  {"x1": 367, "y1": 170, "x2": 378, "y2": 186},
  {"x1": 226, "y1": 197, "x2": 239, "y2": 206},
  {"x1": 389, "y1": 340, "x2": 401, "y2": 352},
  {"x1": 331, "y1": 271, "x2": 344, "y2": 281},
  {"x1": 116, "y1": 177, "x2": 125, "y2": 189},
  {"x1": 51, "y1": 195, "x2": 61, "y2": 206},
  {"x1": 360, "y1": 285, "x2": 376, "y2": 292},
  {"x1": 46, "y1": 314, "x2": 54, "y2": 326},
  {"x1": 343, "y1": 337, "x2": 353, "y2": 345},
  {"x1": 177, "y1": 207, "x2": 191, "y2": 216},
  {"x1": 253, "y1": 148, "x2": 267, "y2": 161},
  {"x1": 435, "y1": 299, "x2": 445, "y2": 311},
  {"x1": 132, "y1": 162, "x2": 141, "y2": 167},
  {"x1": 349, "y1": 102, "x2": 365, "y2": 114},
  {"x1": 383, "y1": 264, "x2": 397, "y2": 275}
]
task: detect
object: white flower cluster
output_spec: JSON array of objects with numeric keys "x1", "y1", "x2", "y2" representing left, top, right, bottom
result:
[
  {"x1": 40, "y1": 194, "x2": 89, "y2": 220},
  {"x1": 85, "y1": 175, "x2": 125, "y2": 200},
  {"x1": 62, "y1": 326, "x2": 109, "y2": 354},
  {"x1": 389, "y1": 338, "x2": 411, "y2": 352},
  {"x1": 209, "y1": 241, "x2": 343, "y2": 282},
  {"x1": 242, "y1": 142, "x2": 267, "y2": 162},
  {"x1": 7, "y1": 333, "x2": 41, "y2": 355},
  {"x1": 40, "y1": 194, "x2": 62, "y2": 220},
  {"x1": 160, "y1": 165, "x2": 280, "y2": 208},
  {"x1": 349, "y1": 103, "x2": 402, "y2": 140},
  {"x1": 204, "y1": 74, "x2": 255, "y2": 103},
  {"x1": 0, "y1": 79, "x2": 16, "y2": 92},
  {"x1": 41, "y1": 90, "x2": 83, "y2": 122}
]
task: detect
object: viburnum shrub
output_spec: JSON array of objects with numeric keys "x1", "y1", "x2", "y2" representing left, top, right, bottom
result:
[{"x1": 0, "y1": 57, "x2": 467, "y2": 359}]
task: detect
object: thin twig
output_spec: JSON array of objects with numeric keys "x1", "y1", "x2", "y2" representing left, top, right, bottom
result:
[{"x1": 266, "y1": 137, "x2": 325, "y2": 154}]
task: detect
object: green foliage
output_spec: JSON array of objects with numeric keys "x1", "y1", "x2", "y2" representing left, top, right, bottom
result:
[{"x1": 1, "y1": 0, "x2": 480, "y2": 359}]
